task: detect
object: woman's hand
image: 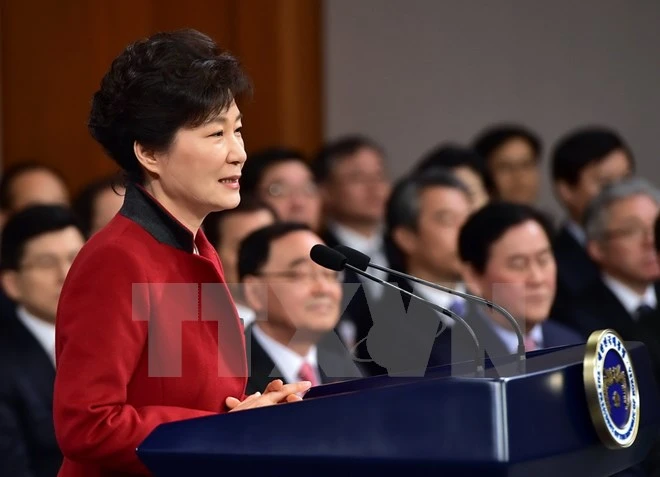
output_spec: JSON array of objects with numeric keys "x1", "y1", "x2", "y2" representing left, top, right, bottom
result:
[{"x1": 225, "y1": 379, "x2": 312, "y2": 412}]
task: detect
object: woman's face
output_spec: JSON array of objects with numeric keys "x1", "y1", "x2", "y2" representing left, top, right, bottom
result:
[{"x1": 149, "y1": 101, "x2": 247, "y2": 218}]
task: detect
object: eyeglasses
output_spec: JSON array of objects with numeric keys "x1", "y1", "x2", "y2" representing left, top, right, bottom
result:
[
  {"x1": 264, "y1": 182, "x2": 319, "y2": 199},
  {"x1": 335, "y1": 173, "x2": 389, "y2": 186},
  {"x1": 256, "y1": 268, "x2": 344, "y2": 284},
  {"x1": 20, "y1": 252, "x2": 77, "y2": 272},
  {"x1": 491, "y1": 158, "x2": 537, "y2": 174},
  {"x1": 603, "y1": 224, "x2": 654, "y2": 242}
]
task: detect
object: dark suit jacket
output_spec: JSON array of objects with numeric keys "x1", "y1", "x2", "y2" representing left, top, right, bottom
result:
[
  {"x1": 320, "y1": 228, "x2": 373, "y2": 340},
  {"x1": 320, "y1": 228, "x2": 390, "y2": 376},
  {"x1": 564, "y1": 279, "x2": 660, "y2": 477},
  {"x1": 428, "y1": 300, "x2": 584, "y2": 370},
  {"x1": 244, "y1": 324, "x2": 364, "y2": 395},
  {"x1": 0, "y1": 310, "x2": 61, "y2": 477},
  {"x1": 563, "y1": 278, "x2": 660, "y2": 382},
  {"x1": 0, "y1": 287, "x2": 15, "y2": 321},
  {"x1": 364, "y1": 273, "x2": 450, "y2": 376},
  {"x1": 552, "y1": 224, "x2": 601, "y2": 317}
]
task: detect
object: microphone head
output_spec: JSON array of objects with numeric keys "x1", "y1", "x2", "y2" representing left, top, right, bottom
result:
[
  {"x1": 310, "y1": 244, "x2": 347, "y2": 271},
  {"x1": 334, "y1": 245, "x2": 371, "y2": 271}
]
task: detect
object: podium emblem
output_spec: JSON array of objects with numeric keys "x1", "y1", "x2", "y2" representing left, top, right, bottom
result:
[{"x1": 583, "y1": 329, "x2": 640, "y2": 449}]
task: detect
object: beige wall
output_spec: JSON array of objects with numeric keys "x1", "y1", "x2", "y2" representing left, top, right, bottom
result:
[{"x1": 323, "y1": 0, "x2": 660, "y2": 218}]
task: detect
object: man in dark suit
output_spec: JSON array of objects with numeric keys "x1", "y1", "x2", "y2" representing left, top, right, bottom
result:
[
  {"x1": 237, "y1": 222, "x2": 363, "y2": 395},
  {"x1": 550, "y1": 127, "x2": 634, "y2": 309},
  {"x1": 564, "y1": 178, "x2": 660, "y2": 377},
  {"x1": 311, "y1": 135, "x2": 391, "y2": 351},
  {"x1": 0, "y1": 161, "x2": 72, "y2": 323},
  {"x1": 203, "y1": 196, "x2": 277, "y2": 329},
  {"x1": 349, "y1": 168, "x2": 472, "y2": 376},
  {"x1": 430, "y1": 202, "x2": 583, "y2": 371},
  {"x1": 0, "y1": 204, "x2": 85, "y2": 477}
]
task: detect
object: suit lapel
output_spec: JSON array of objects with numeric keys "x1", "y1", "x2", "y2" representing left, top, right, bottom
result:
[
  {"x1": 554, "y1": 226, "x2": 600, "y2": 293},
  {"x1": 244, "y1": 325, "x2": 285, "y2": 394},
  {"x1": 593, "y1": 280, "x2": 639, "y2": 338},
  {"x1": 317, "y1": 333, "x2": 364, "y2": 384},
  {"x1": 6, "y1": 313, "x2": 55, "y2": 406}
]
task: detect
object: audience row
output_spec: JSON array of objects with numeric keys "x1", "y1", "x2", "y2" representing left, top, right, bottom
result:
[{"x1": 0, "y1": 122, "x2": 658, "y2": 477}]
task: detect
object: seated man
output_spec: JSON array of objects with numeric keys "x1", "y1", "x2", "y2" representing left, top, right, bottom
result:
[
  {"x1": 203, "y1": 197, "x2": 277, "y2": 327},
  {"x1": 311, "y1": 135, "x2": 392, "y2": 349},
  {"x1": 432, "y1": 202, "x2": 582, "y2": 369},
  {"x1": 550, "y1": 127, "x2": 634, "y2": 305},
  {"x1": 414, "y1": 143, "x2": 489, "y2": 211},
  {"x1": 472, "y1": 123, "x2": 542, "y2": 205},
  {"x1": 565, "y1": 178, "x2": 660, "y2": 377},
  {"x1": 0, "y1": 161, "x2": 70, "y2": 228},
  {"x1": 238, "y1": 222, "x2": 363, "y2": 394},
  {"x1": 239, "y1": 147, "x2": 322, "y2": 231},
  {"x1": 0, "y1": 161, "x2": 71, "y2": 318},
  {"x1": 72, "y1": 173, "x2": 125, "y2": 238},
  {"x1": 0, "y1": 204, "x2": 85, "y2": 477}
]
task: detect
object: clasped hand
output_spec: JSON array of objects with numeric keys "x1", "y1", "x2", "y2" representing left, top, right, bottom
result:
[{"x1": 225, "y1": 379, "x2": 312, "y2": 412}]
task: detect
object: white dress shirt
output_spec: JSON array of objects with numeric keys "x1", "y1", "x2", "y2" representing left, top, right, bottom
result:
[
  {"x1": 412, "y1": 281, "x2": 467, "y2": 328},
  {"x1": 16, "y1": 306, "x2": 56, "y2": 366},
  {"x1": 251, "y1": 323, "x2": 319, "y2": 384},
  {"x1": 487, "y1": 318, "x2": 544, "y2": 355},
  {"x1": 328, "y1": 221, "x2": 389, "y2": 299},
  {"x1": 602, "y1": 274, "x2": 657, "y2": 319},
  {"x1": 565, "y1": 220, "x2": 587, "y2": 247},
  {"x1": 235, "y1": 302, "x2": 256, "y2": 328}
]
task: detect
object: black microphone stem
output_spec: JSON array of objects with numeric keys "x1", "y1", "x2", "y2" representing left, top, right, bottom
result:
[
  {"x1": 345, "y1": 263, "x2": 485, "y2": 376},
  {"x1": 367, "y1": 262, "x2": 526, "y2": 364}
]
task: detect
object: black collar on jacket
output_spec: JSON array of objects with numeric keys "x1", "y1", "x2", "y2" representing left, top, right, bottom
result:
[{"x1": 119, "y1": 182, "x2": 195, "y2": 253}]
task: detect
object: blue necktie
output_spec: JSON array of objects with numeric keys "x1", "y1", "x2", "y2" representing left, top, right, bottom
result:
[{"x1": 449, "y1": 299, "x2": 465, "y2": 316}]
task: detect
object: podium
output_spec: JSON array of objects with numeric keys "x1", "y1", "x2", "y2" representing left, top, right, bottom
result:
[{"x1": 136, "y1": 340, "x2": 660, "y2": 477}]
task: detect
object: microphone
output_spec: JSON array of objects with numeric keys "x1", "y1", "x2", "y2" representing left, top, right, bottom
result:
[
  {"x1": 310, "y1": 244, "x2": 484, "y2": 375},
  {"x1": 334, "y1": 244, "x2": 526, "y2": 364}
]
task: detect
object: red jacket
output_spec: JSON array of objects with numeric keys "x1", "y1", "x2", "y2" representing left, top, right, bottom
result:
[{"x1": 53, "y1": 184, "x2": 248, "y2": 477}]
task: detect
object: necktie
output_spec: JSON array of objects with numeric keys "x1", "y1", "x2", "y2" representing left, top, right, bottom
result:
[
  {"x1": 298, "y1": 361, "x2": 319, "y2": 387},
  {"x1": 449, "y1": 299, "x2": 465, "y2": 317},
  {"x1": 635, "y1": 304, "x2": 655, "y2": 322},
  {"x1": 524, "y1": 335, "x2": 537, "y2": 352}
]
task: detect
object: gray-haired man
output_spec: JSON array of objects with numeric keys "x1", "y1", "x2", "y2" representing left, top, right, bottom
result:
[{"x1": 555, "y1": 177, "x2": 660, "y2": 345}]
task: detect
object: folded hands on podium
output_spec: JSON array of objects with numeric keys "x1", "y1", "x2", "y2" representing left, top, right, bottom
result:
[{"x1": 225, "y1": 379, "x2": 312, "y2": 412}]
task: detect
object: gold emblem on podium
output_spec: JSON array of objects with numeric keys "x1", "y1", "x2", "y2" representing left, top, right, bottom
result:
[{"x1": 583, "y1": 329, "x2": 640, "y2": 449}]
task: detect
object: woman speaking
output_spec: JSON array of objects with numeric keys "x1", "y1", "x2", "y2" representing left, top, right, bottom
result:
[{"x1": 53, "y1": 29, "x2": 310, "y2": 477}]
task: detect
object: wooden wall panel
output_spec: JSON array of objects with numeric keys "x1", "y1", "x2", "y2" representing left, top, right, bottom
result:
[
  {"x1": 0, "y1": 0, "x2": 322, "y2": 195},
  {"x1": 234, "y1": 0, "x2": 323, "y2": 159}
]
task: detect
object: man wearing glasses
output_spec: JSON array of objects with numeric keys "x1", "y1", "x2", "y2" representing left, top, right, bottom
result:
[
  {"x1": 239, "y1": 147, "x2": 322, "y2": 232},
  {"x1": 237, "y1": 222, "x2": 363, "y2": 395},
  {"x1": 0, "y1": 204, "x2": 85, "y2": 477},
  {"x1": 556, "y1": 177, "x2": 660, "y2": 353}
]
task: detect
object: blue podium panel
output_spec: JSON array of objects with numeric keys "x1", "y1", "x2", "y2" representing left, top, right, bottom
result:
[{"x1": 137, "y1": 342, "x2": 660, "y2": 477}]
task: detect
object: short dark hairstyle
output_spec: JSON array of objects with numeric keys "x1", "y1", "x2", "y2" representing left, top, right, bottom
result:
[
  {"x1": 386, "y1": 168, "x2": 470, "y2": 233},
  {"x1": 414, "y1": 143, "x2": 486, "y2": 177},
  {"x1": 237, "y1": 222, "x2": 311, "y2": 281},
  {"x1": 88, "y1": 29, "x2": 251, "y2": 184},
  {"x1": 458, "y1": 201, "x2": 555, "y2": 274},
  {"x1": 240, "y1": 147, "x2": 308, "y2": 196},
  {"x1": 73, "y1": 173, "x2": 125, "y2": 238},
  {"x1": 551, "y1": 126, "x2": 634, "y2": 186},
  {"x1": 472, "y1": 124, "x2": 542, "y2": 193},
  {"x1": 0, "y1": 205, "x2": 82, "y2": 270},
  {"x1": 0, "y1": 161, "x2": 68, "y2": 212},
  {"x1": 311, "y1": 135, "x2": 384, "y2": 183},
  {"x1": 473, "y1": 124, "x2": 542, "y2": 161},
  {"x1": 582, "y1": 177, "x2": 660, "y2": 242},
  {"x1": 203, "y1": 196, "x2": 278, "y2": 249},
  {"x1": 385, "y1": 168, "x2": 470, "y2": 271}
]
